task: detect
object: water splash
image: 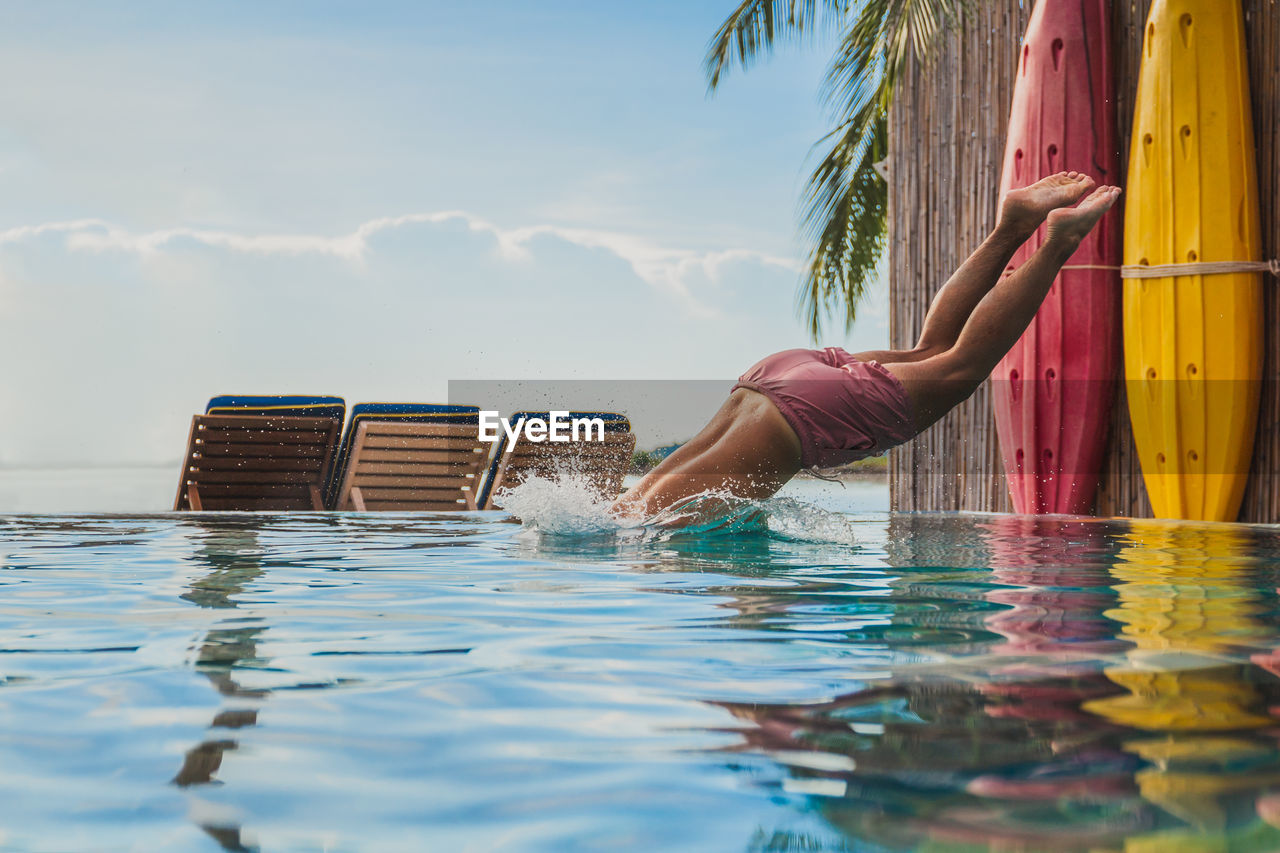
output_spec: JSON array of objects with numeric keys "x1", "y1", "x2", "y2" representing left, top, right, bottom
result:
[
  {"x1": 494, "y1": 472, "x2": 859, "y2": 545},
  {"x1": 492, "y1": 468, "x2": 630, "y2": 537},
  {"x1": 760, "y1": 497, "x2": 862, "y2": 545}
]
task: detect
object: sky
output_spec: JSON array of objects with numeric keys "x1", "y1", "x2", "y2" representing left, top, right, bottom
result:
[{"x1": 0, "y1": 0, "x2": 889, "y2": 467}]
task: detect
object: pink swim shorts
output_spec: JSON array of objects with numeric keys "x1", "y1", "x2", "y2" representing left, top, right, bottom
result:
[{"x1": 733, "y1": 347, "x2": 918, "y2": 469}]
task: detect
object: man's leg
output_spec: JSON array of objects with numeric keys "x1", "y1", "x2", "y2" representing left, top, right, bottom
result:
[
  {"x1": 853, "y1": 171, "x2": 1094, "y2": 364},
  {"x1": 882, "y1": 186, "x2": 1121, "y2": 430}
]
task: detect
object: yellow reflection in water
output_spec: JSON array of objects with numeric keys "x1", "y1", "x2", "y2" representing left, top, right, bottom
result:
[
  {"x1": 1084, "y1": 521, "x2": 1271, "y2": 732},
  {"x1": 1083, "y1": 521, "x2": 1280, "y2": 842}
]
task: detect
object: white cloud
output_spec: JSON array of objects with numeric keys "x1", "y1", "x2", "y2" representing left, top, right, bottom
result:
[{"x1": 0, "y1": 212, "x2": 801, "y2": 317}]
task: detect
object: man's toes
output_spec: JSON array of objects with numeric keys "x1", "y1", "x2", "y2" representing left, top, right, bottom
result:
[
  {"x1": 1063, "y1": 177, "x2": 1093, "y2": 201},
  {"x1": 1076, "y1": 186, "x2": 1119, "y2": 215},
  {"x1": 1086, "y1": 185, "x2": 1119, "y2": 205}
]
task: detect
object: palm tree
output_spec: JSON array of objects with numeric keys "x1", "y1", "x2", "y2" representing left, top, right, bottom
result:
[{"x1": 705, "y1": 0, "x2": 978, "y2": 338}]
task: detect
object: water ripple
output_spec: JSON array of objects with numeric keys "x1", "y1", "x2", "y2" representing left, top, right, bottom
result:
[{"x1": 2, "y1": 511, "x2": 1280, "y2": 850}]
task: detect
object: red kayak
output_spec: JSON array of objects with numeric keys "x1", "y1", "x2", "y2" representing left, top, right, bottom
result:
[{"x1": 993, "y1": 0, "x2": 1121, "y2": 515}]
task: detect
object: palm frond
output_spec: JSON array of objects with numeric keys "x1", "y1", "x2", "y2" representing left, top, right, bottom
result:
[
  {"x1": 704, "y1": 0, "x2": 849, "y2": 91},
  {"x1": 799, "y1": 0, "x2": 977, "y2": 337},
  {"x1": 798, "y1": 105, "x2": 887, "y2": 337}
]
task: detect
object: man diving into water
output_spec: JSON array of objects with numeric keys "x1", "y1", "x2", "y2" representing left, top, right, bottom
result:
[{"x1": 613, "y1": 172, "x2": 1121, "y2": 518}]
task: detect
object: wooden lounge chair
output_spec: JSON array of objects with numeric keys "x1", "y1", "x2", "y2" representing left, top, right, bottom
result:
[
  {"x1": 174, "y1": 414, "x2": 341, "y2": 510},
  {"x1": 328, "y1": 404, "x2": 491, "y2": 511},
  {"x1": 477, "y1": 412, "x2": 635, "y2": 510}
]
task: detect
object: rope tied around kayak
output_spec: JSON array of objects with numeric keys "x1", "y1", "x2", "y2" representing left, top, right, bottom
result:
[
  {"x1": 1121, "y1": 259, "x2": 1280, "y2": 278},
  {"x1": 1001, "y1": 261, "x2": 1280, "y2": 278},
  {"x1": 1001, "y1": 263, "x2": 1123, "y2": 277}
]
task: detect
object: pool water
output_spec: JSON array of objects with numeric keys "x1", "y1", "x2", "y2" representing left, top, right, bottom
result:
[{"x1": 4, "y1": 499, "x2": 1280, "y2": 851}]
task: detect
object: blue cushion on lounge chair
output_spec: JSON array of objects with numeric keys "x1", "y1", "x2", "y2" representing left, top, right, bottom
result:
[{"x1": 205, "y1": 395, "x2": 346, "y2": 422}]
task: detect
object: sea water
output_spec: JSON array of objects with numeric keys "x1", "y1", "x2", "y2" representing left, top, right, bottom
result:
[{"x1": 4, "y1": 477, "x2": 1280, "y2": 851}]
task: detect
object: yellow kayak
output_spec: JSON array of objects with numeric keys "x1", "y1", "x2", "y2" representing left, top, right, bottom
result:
[{"x1": 1123, "y1": 0, "x2": 1263, "y2": 521}]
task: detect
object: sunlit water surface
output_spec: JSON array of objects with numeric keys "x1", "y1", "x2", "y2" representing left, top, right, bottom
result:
[{"x1": 5, "y1": 488, "x2": 1280, "y2": 851}]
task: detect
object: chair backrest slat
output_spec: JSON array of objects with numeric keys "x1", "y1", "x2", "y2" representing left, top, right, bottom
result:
[
  {"x1": 174, "y1": 414, "x2": 340, "y2": 511},
  {"x1": 334, "y1": 421, "x2": 491, "y2": 511},
  {"x1": 323, "y1": 403, "x2": 481, "y2": 507}
]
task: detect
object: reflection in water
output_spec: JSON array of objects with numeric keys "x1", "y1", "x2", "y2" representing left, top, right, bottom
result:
[
  {"x1": 980, "y1": 515, "x2": 1123, "y2": 657},
  {"x1": 715, "y1": 515, "x2": 1280, "y2": 851},
  {"x1": 173, "y1": 518, "x2": 269, "y2": 852},
  {"x1": 1087, "y1": 522, "x2": 1272, "y2": 730},
  {"x1": 1083, "y1": 522, "x2": 1280, "y2": 846},
  {"x1": 11, "y1": 512, "x2": 1280, "y2": 850},
  {"x1": 714, "y1": 516, "x2": 1140, "y2": 850}
]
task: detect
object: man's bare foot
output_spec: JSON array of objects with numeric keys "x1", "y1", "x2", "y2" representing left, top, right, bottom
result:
[
  {"x1": 1045, "y1": 185, "x2": 1121, "y2": 246},
  {"x1": 1000, "y1": 171, "x2": 1096, "y2": 235}
]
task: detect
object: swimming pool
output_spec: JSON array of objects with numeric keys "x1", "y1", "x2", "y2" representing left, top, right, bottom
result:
[{"x1": 4, "y1": 497, "x2": 1280, "y2": 851}]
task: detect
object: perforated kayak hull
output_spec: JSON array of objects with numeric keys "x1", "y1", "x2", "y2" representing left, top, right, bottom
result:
[
  {"x1": 1124, "y1": 0, "x2": 1263, "y2": 521},
  {"x1": 993, "y1": 0, "x2": 1121, "y2": 515}
]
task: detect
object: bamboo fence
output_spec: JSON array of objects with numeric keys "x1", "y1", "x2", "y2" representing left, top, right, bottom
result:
[{"x1": 888, "y1": 0, "x2": 1280, "y2": 521}]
